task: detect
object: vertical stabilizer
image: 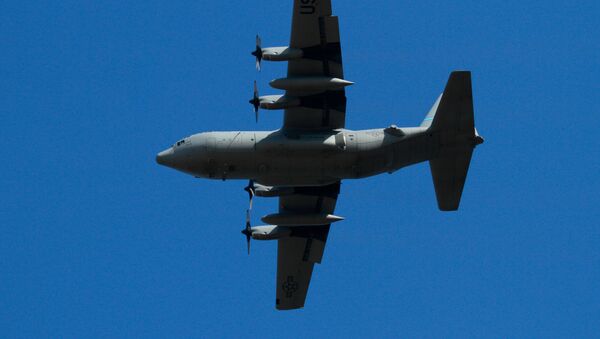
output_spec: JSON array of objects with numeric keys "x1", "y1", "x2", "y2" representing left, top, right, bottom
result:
[
  {"x1": 425, "y1": 71, "x2": 474, "y2": 134},
  {"x1": 420, "y1": 94, "x2": 442, "y2": 128}
]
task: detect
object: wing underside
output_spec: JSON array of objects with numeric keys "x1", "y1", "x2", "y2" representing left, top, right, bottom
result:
[
  {"x1": 275, "y1": 182, "x2": 340, "y2": 310},
  {"x1": 283, "y1": 0, "x2": 347, "y2": 131}
]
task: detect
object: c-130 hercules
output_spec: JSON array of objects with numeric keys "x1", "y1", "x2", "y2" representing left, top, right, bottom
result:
[{"x1": 156, "y1": 0, "x2": 484, "y2": 310}]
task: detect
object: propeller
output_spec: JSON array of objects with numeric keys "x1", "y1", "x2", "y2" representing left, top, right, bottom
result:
[
  {"x1": 248, "y1": 81, "x2": 260, "y2": 123},
  {"x1": 251, "y1": 35, "x2": 263, "y2": 71},
  {"x1": 244, "y1": 180, "x2": 255, "y2": 210},
  {"x1": 241, "y1": 209, "x2": 252, "y2": 255}
]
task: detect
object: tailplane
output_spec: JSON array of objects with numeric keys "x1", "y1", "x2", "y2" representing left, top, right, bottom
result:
[
  {"x1": 423, "y1": 71, "x2": 483, "y2": 211},
  {"x1": 430, "y1": 148, "x2": 474, "y2": 211}
]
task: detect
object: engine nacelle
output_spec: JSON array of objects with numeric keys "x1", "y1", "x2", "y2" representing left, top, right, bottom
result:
[
  {"x1": 262, "y1": 47, "x2": 303, "y2": 61},
  {"x1": 251, "y1": 225, "x2": 291, "y2": 240},
  {"x1": 253, "y1": 183, "x2": 294, "y2": 197},
  {"x1": 258, "y1": 95, "x2": 300, "y2": 110}
]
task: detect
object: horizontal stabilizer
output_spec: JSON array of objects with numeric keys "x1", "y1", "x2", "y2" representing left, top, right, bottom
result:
[
  {"x1": 425, "y1": 71, "x2": 479, "y2": 211},
  {"x1": 430, "y1": 148, "x2": 473, "y2": 211}
]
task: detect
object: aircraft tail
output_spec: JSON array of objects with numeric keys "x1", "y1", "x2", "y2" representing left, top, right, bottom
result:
[
  {"x1": 420, "y1": 94, "x2": 441, "y2": 128},
  {"x1": 421, "y1": 71, "x2": 474, "y2": 132},
  {"x1": 422, "y1": 71, "x2": 483, "y2": 211}
]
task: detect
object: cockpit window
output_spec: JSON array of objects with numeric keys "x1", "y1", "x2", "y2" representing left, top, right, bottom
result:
[{"x1": 174, "y1": 138, "x2": 189, "y2": 147}]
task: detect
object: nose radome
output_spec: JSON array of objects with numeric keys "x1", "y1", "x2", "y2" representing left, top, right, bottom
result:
[{"x1": 156, "y1": 147, "x2": 174, "y2": 166}]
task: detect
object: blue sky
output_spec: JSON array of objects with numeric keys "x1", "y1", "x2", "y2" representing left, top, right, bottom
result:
[{"x1": 1, "y1": 0, "x2": 599, "y2": 337}]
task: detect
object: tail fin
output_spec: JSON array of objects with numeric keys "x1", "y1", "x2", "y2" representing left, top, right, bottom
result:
[
  {"x1": 421, "y1": 71, "x2": 474, "y2": 133},
  {"x1": 420, "y1": 94, "x2": 441, "y2": 128},
  {"x1": 425, "y1": 71, "x2": 481, "y2": 211}
]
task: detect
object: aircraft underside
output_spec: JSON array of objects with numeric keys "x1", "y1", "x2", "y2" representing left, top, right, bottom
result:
[{"x1": 156, "y1": 0, "x2": 484, "y2": 310}]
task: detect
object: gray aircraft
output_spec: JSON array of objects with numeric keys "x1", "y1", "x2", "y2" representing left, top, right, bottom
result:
[{"x1": 156, "y1": 0, "x2": 484, "y2": 310}]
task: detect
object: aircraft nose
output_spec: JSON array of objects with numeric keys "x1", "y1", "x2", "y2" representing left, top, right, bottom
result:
[{"x1": 156, "y1": 147, "x2": 174, "y2": 166}]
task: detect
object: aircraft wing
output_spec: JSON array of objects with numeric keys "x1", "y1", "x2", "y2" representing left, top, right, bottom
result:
[
  {"x1": 283, "y1": 0, "x2": 347, "y2": 131},
  {"x1": 275, "y1": 182, "x2": 340, "y2": 310}
]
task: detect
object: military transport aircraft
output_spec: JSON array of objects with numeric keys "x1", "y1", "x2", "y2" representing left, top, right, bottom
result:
[{"x1": 156, "y1": 0, "x2": 484, "y2": 310}]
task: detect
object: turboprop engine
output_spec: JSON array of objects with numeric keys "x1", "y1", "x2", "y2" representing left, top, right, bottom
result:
[
  {"x1": 252, "y1": 35, "x2": 303, "y2": 70},
  {"x1": 257, "y1": 94, "x2": 300, "y2": 110},
  {"x1": 250, "y1": 225, "x2": 291, "y2": 240},
  {"x1": 249, "y1": 83, "x2": 301, "y2": 122},
  {"x1": 261, "y1": 47, "x2": 303, "y2": 62},
  {"x1": 252, "y1": 183, "x2": 294, "y2": 197}
]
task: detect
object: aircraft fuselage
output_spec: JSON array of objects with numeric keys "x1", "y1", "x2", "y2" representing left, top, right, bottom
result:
[{"x1": 157, "y1": 126, "x2": 446, "y2": 186}]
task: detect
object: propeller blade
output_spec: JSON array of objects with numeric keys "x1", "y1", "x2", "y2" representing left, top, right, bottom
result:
[
  {"x1": 248, "y1": 81, "x2": 260, "y2": 122},
  {"x1": 251, "y1": 35, "x2": 263, "y2": 71},
  {"x1": 244, "y1": 180, "x2": 255, "y2": 210},
  {"x1": 241, "y1": 209, "x2": 252, "y2": 255}
]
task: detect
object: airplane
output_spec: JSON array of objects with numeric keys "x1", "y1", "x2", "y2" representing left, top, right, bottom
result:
[{"x1": 156, "y1": 0, "x2": 484, "y2": 310}]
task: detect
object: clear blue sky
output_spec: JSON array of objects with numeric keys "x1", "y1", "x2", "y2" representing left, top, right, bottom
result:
[{"x1": 1, "y1": 1, "x2": 599, "y2": 337}]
